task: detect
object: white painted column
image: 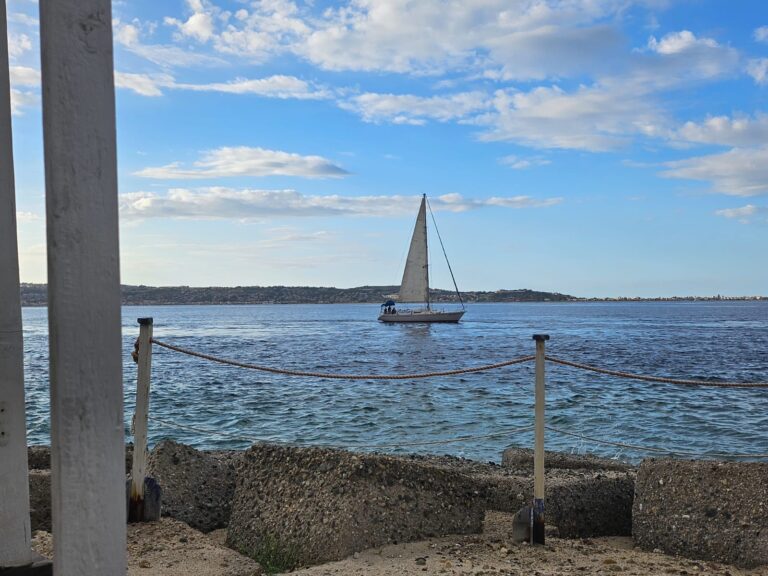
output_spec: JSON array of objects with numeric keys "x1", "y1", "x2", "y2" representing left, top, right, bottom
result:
[
  {"x1": 39, "y1": 1, "x2": 126, "y2": 574},
  {"x1": 0, "y1": 0, "x2": 36, "y2": 567}
]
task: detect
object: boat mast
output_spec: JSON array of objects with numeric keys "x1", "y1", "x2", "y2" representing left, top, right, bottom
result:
[
  {"x1": 423, "y1": 194, "x2": 430, "y2": 310},
  {"x1": 426, "y1": 196, "x2": 465, "y2": 310}
]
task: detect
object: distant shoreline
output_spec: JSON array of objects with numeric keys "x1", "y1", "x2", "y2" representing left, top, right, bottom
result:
[{"x1": 19, "y1": 283, "x2": 765, "y2": 306}]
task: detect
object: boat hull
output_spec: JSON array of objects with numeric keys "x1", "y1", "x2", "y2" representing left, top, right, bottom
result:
[{"x1": 378, "y1": 310, "x2": 465, "y2": 323}]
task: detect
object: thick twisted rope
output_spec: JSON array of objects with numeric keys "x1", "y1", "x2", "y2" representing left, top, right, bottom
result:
[
  {"x1": 147, "y1": 415, "x2": 534, "y2": 449},
  {"x1": 150, "y1": 338, "x2": 535, "y2": 379},
  {"x1": 148, "y1": 338, "x2": 767, "y2": 387},
  {"x1": 546, "y1": 426, "x2": 768, "y2": 459},
  {"x1": 546, "y1": 356, "x2": 768, "y2": 388}
]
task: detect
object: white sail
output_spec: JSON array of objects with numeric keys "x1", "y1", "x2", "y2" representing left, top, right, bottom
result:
[{"x1": 398, "y1": 196, "x2": 429, "y2": 304}]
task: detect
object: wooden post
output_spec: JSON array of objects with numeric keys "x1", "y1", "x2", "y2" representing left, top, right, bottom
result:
[
  {"x1": 0, "y1": 0, "x2": 38, "y2": 569},
  {"x1": 532, "y1": 334, "x2": 549, "y2": 545},
  {"x1": 40, "y1": 1, "x2": 126, "y2": 574},
  {"x1": 129, "y1": 317, "x2": 160, "y2": 522}
]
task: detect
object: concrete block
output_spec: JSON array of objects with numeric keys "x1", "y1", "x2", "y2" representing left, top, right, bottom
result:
[
  {"x1": 633, "y1": 459, "x2": 768, "y2": 568},
  {"x1": 226, "y1": 444, "x2": 488, "y2": 568}
]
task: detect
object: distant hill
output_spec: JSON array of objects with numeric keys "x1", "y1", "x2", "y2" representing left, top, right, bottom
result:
[{"x1": 19, "y1": 283, "x2": 576, "y2": 306}]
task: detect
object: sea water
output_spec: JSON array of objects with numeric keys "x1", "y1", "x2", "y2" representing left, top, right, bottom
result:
[{"x1": 22, "y1": 302, "x2": 768, "y2": 463}]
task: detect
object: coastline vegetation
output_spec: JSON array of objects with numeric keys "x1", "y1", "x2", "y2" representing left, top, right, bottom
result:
[{"x1": 19, "y1": 283, "x2": 764, "y2": 306}]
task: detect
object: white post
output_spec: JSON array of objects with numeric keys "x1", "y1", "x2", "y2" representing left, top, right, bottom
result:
[
  {"x1": 0, "y1": 0, "x2": 36, "y2": 568},
  {"x1": 40, "y1": 0, "x2": 126, "y2": 574},
  {"x1": 129, "y1": 317, "x2": 154, "y2": 521},
  {"x1": 532, "y1": 333, "x2": 549, "y2": 545}
]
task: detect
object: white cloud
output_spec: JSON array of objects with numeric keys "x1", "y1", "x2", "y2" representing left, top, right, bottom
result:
[
  {"x1": 476, "y1": 84, "x2": 663, "y2": 151},
  {"x1": 8, "y1": 33, "x2": 32, "y2": 59},
  {"x1": 120, "y1": 189, "x2": 562, "y2": 220},
  {"x1": 483, "y1": 24, "x2": 624, "y2": 82},
  {"x1": 165, "y1": 0, "x2": 215, "y2": 43},
  {"x1": 747, "y1": 59, "x2": 768, "y2": 85},
  {"x1": 6, "y1": 67, "x2": 41, "y2": 115},
  {"x1": 499, "y1": 155, "x2": 551, "y2": 169},
  {"x1": 754, "y1": 26, "x2": 768, "y2": 43},
  {"x1": 715, "y1": 204, "x2": 767, "y2": 224},
  {"x1": 9, "y1": 66, "x2": 40, "y2": 87},
  {"x1": 134, "y1": 147, "x2": 349, "y2": 179},
  {"x1": 339, "y1": 91, "x2": 490, "y2": 125},
  {"x1": 114, "y1": 71, "x2": 330, "y2": 100},
  {"x1": 175, "y1": 75, "x2": 331, "y2": 99},
  {"x1": 715, "y1": 205, "x2": 757, "y2": 218},
  {"x1": 647, "y1": 30, "x2": 718, "y2": 55},
  {"x1": 113, "y1": 17, "x2": 227, "y2": 68},
  {"x1": 114, "y1": 19, "x2": 141, "y2": 46},
  {"x1": 143, "y1": 0, "x2": 643, "y2": 80},
  {"x1": 190, "y1": 0, "x2": 309, "y2": 62},
  {"x1": 466, "y1": 28, "x2": 738, "y2": 151},
  {"x1": 9, "y1": 13, "x2": 38, "y2": 27},
  {"x1": 115, "y1": 72, "x2": 169, "y2": 97},
  {"x1": 10, "y1": 89, "x2": 38, "y2": 116},
  {"x1": 131, "y1": 43, "x2": 229, "y2": 69},
  {"x1": 635, "y1": 31, "x2": 738, "y2": 88},
  {"x1": 298, "y1": 0, "x2": 626, "y2": 78},
  {"x1": 672, "y1": 114, "x2": 768, "y2": 147},
  {"x1": 110, "y1": 6, "x2": 741, "y2": 158},
  {"x1": 16, "y1": 211, "x2": 41, "y2": 223},
  {"x1": 661, "y1": 147, "x2": 768, "y2": 196},
  {"x1": 434, "y1": 192, "x2": 562, "y2": 211}
]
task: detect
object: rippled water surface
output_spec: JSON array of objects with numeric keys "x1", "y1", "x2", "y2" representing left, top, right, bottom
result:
[{"x1": 23, "y1": 302, "x2": 768, "y2": 462}]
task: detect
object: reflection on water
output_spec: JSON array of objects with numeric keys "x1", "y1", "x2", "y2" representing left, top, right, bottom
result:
[{"x1": 21, "y1": 301, "x2": 768, "y2": 463}]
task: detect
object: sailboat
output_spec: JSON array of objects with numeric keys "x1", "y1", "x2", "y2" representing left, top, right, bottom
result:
[{"x1": 378, "y1": 194, "x2": 465, "y2": 323}]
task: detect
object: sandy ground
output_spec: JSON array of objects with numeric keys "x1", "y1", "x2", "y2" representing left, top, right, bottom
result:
[
  {"x1": 31, "y1": 517, "x2": 262, "y2": 576},
  {"x1": 31, "y1": 512, "x2": 768, "y2": 576},
  {"x1": 287, "y1": 512, "x2": 768, "y2": 576}
]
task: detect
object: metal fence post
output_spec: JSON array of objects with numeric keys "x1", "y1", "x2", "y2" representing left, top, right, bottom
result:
[
  {"x1": 129, "y1": 317, "x2": 160, "y2": 522},
  {"x1": 532, "y1": 334, "x2": 549, "y2": 545}
]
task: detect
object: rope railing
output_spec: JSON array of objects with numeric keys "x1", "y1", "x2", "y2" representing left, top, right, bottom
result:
[
  {"x1": 545, "y1": 356, "x2": 768, "y2": 388},
  {"x1": 127, "y1": 323, "x2": 768, "y2": 529},
  {"x1": 148, "y1": 337, "x2": 768, "y2": 388},
  {"x1": 150, "y1": 337, "x2": 535, "y2": 380}
]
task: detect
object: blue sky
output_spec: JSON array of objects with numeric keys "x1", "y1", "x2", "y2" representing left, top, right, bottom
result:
[{"x1": 7, "y1": 0, "x2": 768, "y2": 297}]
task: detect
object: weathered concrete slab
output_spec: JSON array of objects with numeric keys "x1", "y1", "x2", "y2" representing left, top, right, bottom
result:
[
  {"x1": 28, "y1": 446, "x2": 53, "y2": 470},
  {"x1": 633, "y1": 459, "x2": 768, "y2": 568},
  {"x1": 147, "y1": 440, "x2": 239, "y2": 533},
  {"x1": 28, "y1": 444, "x2": 134, "y2": 473},
  {"x1": 502, "y1": 446, "x2": 633, "y2": 472},
  {"x1": 226, "y1": 444, "x2": 489, "y2": 568},
  {"x1": 29, "y1": 469, "x2": 51, "y2": 532},
  {"x1": 25, "y1": 440, "x2": 635, "y2": 557},
  {"x1": 548, "y1": 473, "x2": 634, "y2": 538},
  {"x1": 415, "y1": 454, "x2": 635, "y2": 538}
]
